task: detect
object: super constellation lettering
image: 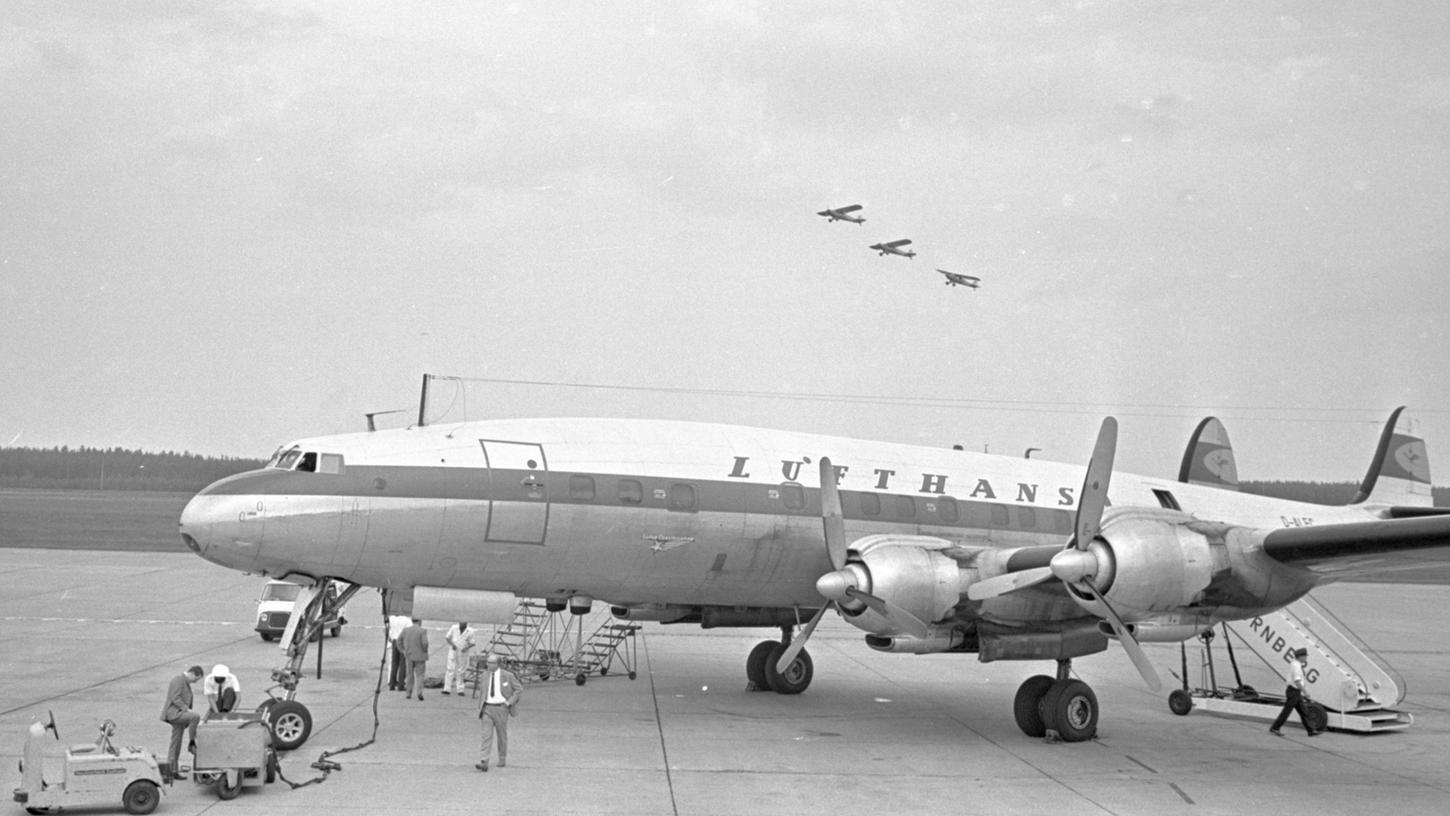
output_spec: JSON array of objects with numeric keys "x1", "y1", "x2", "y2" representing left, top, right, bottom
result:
[{"x1": 723, "y1": 456, "x2": 1079, "y2": 507}]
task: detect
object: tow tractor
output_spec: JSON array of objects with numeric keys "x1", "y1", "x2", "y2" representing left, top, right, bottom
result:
[{"x1": 13, "y1": 713, "x2": 165, "y2": 815}]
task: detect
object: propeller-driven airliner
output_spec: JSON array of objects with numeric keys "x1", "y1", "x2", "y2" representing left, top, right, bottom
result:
[
  {"x1": 817, "y1": 204, "x2": 865, "y2": 224},
  {"x1": 870, "y1": 239, "x2": 915, "y2": 258},
  {"x1": 178, "y1": 404, "x2": 1450, "y2": 749}
]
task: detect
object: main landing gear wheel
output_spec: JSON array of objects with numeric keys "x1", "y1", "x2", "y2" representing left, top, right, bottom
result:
[
  {"x1": 746, "y1": 640, "x2": 778, "y2": 690},
  {"x1": 1168, "y1": 688, "x2": 1194, "y2": 716},
  {"x1": 1040, "y1": 679, "x2": 1098, "y2": 742},
  {"x1": 266, "y1": 700, "x2": 312, "y2": 751},
  {"x1": 764, "y1": 642, "x2": 813, "y2": 695},
  {"x1": 122, "y1": 779, "x2": 160, "y2": 815},
  {"x1": 1014, "y1": 675, "x2": 1056, "y2": 738}
]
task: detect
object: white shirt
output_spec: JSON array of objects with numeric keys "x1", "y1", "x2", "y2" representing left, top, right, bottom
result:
[
  {"x1": 1290, "y1": 658, "x2": 1307, "y2": 690},
  {"x1": 388, "y1": 615, "x2": 412, "y2": 643},
  {"x1": 485, "y1": 669, "x2": 508, "y2": 704}
]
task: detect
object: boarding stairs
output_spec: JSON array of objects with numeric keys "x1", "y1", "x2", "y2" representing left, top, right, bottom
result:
[
  {"x1": 1181, "y1": 594, "x2": 1412, "y2": 732},
  {"x1": 471, "y1": 600, "x2": 639, "y2": 693}
]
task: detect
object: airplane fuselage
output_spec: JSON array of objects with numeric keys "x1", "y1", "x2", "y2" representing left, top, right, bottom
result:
[{"x1": 181, "y1": 417, "x2": 1361, "y2": 626}]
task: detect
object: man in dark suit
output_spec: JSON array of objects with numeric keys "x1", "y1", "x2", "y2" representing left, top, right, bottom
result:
[
  {"x1": 475, "y1": 653, "x2": 523, "y2": 772},
  {"x1": 398, "y1": 617, "x2": 430, "y2": 700},
  {"x1": 160, "y1": 665, "x2": 204, "y2": 776}
]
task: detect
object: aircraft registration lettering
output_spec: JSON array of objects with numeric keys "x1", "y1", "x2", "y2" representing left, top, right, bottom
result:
[{"x1": 1280, "y1": 516, "x2": 1315, "y2": 528}]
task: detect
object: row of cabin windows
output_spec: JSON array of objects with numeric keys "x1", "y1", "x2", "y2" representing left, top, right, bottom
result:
[{"x1": 566, "y1": 474, "x2": 1068, "y2": 529}]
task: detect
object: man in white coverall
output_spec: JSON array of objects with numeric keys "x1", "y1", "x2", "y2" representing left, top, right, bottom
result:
[{"x1": 443, "y1": 621, "x2": 477, "y2": 695}]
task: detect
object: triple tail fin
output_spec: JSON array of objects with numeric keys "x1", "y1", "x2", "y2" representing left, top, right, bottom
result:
[
  {"x1": 1178, "y1": 417, "x2": 1239, "y2": 490},
  {"x1": 1351, "y1": 406, "x2": 1434, "y2": 509}
]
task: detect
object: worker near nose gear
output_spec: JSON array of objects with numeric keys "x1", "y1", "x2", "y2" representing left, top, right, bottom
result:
[
  {"x1": 160, "y1": 665, "x2": 204, "y2": 776},
  {"x1": 204, "y1": 663, "x2": 241, "y2": 715}
]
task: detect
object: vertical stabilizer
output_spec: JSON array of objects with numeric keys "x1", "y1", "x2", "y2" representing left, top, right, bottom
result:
[
  {"x1": 1351, "y1": 407, "x2": 1433, "y2": 507},
  {"x1": 1178, "y1": 417, "x2": 1239, "y2": 490}
]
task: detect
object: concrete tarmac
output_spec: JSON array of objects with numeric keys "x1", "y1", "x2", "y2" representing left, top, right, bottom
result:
[{"x1": 3, "y1": 548, "x2": 1449, "y2": 815}]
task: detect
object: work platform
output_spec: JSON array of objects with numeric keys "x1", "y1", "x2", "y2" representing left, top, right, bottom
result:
[{"x1": 3, "y1": 549, "x2": 1450, "y2": 815}]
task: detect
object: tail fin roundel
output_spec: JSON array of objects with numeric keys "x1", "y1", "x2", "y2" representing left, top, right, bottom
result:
[
  {"x1": 1351, "y1": 406, "x2": 1433, "y2": 507},
  {"x1": 1178, "y1": 417, "x2": 1239, "y2": 491}
]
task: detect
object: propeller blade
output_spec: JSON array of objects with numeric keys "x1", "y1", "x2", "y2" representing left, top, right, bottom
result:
[
  {"x1": 966, "y1": 566, "x2": 1054, "y2": 601},
  {"x1": 844, "y1": 587, "x2": 930, "y2": 639},
  {"x1": 775, "y1": 604, "x2": 830, "y2": 674},
  {"x1": 819, "y1": 457, "x2": 848, "y2": 570},
  {"x1": 1073, "y1": 417, "x2": 1118, "y2": 549},
  {"x1": 1081, "y1": 577, "x2": 1162, "y2": 692}
]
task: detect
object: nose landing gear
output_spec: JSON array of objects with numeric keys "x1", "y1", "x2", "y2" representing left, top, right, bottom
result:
[{"x1": 257, "y1": 578, "x2": 363, "y2": 751}]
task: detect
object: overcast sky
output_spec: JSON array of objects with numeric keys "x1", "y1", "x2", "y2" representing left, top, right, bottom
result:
[{"x1": 3, "y1": 1, "x2": 1448, "y2": 482}]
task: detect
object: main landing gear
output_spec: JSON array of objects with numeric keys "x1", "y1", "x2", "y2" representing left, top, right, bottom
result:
[
  {"x1": 257, "y1": 577, "x2": 363, "y2": 751},
  {"x1": 1013, "y1": 659, "x2": 1099, "y2": 742},
  {"x1": 745, "y1": 627, "x2": 815, "y2": 695}
]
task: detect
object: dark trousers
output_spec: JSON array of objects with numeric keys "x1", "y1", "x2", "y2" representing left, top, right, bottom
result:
[
  {"x1": 390, "y1": 642, "x2": 407, "y2": 689},
  {"x1": 1270, "y1": 685, "x2": 1313, "y2": 733}
]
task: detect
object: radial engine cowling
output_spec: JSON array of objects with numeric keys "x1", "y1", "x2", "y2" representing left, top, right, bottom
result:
[
  {"x1": 1068, "y1": 508, "x2": 1221, "y2": 619},
  {"x1": 824, "y1": 535, "x2": 968, "y2": 636}
]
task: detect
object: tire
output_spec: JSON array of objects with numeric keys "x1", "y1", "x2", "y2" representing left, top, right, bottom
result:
[
  {"x1": 763, "y1": 642, "x2": 813, "y2": 695},
  {"x1": 122, "y1": 780, "x2": 160, "y2": 815},
  {"x1": 600, "y1": 666, "x2": 609, "y2": 676},
  {"x1": 264, "y1": 749, "x2": 278, "y2": 784},
  {"x1": 1013, "y1": 675, "x2": 1056, "y2": 738},
  {"x1": 628, "y1": 671, "x2": 637, "y2": 680},
  {"x1": 1168, "y1": 689, "x2": 1194, "y2": 716},
  {"x1": 575, "y1": 673, "x2": 587, "y2": 686},
  {"x1": 1305, "y1": 702, "x2": 1330, "y2": 734},
  {"x1": 260, "y1": 633, "x2": 275, "y2": 642},
  {"x1": 266, "y1": 700, "x2": 312, "y2": 751},
  {"x1": 745, "y1": 640, "x2": 778, "y2": 690},
  {"x1": 331, "y1": 624, "x2": 342, "y2": 637},
  {"x1": 217, "y1": 771, "x2": 242, "y2": 800},
  {"x1": 1041, "y1": 679, "x2": 1099, "y2": 742}
]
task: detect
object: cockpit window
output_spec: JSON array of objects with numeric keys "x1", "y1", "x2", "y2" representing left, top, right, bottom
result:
[
  {"x1": 266, "y1": 447, "x2": 343, "y2": 474},
  {"x1": 270, "y1": 447, "x2": 303, "y2": 470}
]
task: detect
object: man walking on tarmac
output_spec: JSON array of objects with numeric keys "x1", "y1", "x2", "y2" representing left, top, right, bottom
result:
[
  {"x1": 475, "y1": 653, "x2": 522, "y2": 772},
  {"x1": 1270, "y1": 647, "x2": 1322, "y2": 736}
]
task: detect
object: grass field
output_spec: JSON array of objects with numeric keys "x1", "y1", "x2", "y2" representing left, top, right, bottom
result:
[{"x1": 0, "y1": 488, "x2": 191, "y2": 551}]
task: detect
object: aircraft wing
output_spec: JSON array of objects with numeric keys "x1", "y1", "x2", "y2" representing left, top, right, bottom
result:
[
  {"x1": 835, "y1": 204, "x2": 862, "y2": 214},
  {"x1": 1262, "y1": 513, "x2": 1450, "y2": 578},
  {"x1": 884, "y1": 239, "x2": 912, "y2": 248}
]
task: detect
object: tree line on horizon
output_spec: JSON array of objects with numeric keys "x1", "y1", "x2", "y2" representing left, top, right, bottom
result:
[
  {"x1": 0, "y1": 446, "x2": 265, "y2": 493},
  {"x1": 1, "y1": 445, "x2": 1445, "y2": 506}
]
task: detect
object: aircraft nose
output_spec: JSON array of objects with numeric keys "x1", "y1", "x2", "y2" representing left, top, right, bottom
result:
[{"x1": 178, "y1": 471, "x2": 269, "y2": 571}]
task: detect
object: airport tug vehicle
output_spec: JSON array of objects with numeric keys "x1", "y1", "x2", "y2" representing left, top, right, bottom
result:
[{"x1": 13, "y1": 713, "x2": 165, "y2": 815}]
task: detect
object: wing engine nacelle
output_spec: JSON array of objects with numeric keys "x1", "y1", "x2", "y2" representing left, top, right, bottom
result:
[
  {"x1": 1067, "y1": 507, "x2": 1270, "y2": 623},
  {"x1": 819, "y1": 535, "x2": 969, "y2": 636}
]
